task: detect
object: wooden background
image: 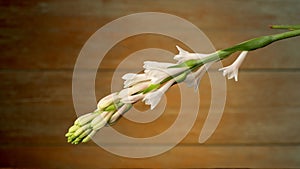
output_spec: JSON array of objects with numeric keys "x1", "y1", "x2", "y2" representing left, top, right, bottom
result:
[{"x1": 1, "y1": 0, "x2": 300, "y2": 168}]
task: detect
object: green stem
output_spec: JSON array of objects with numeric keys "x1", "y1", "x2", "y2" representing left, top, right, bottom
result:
[
  {"x1": 270, "y1": 24, "x2": 300, "y2": 30},
  {"x1": 167, "y1": 28, "x2": 300, "y2": 83},
  {"x1": 272, "y1": 29, "x2": 300, "y2": 41},
  {"x1": 193, "y1": 29, "x2": 300, "y2": 67},
  {"x1": 221, "y1": 29, "x2": 300, "y2": 57}
]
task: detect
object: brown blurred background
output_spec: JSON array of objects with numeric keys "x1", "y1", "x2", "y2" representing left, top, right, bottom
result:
[{"x1": 1, "y1": 0, "x2": 300, "y2": 168}]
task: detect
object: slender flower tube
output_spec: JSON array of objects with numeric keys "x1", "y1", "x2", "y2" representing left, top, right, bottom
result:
[
  {"x1": 118, "y1": 81, "x2": 151, "y2": 98},
  {"x1": 122, "y1": 73, "x2": 151, "y2": 88},
  {"x1": 174, "y1": 46, "x2": 215, "y2": 90},
  {"x1": 97, "y1": 92, "x2": 120, "y2": 110},
  {"x1": 90, "y1": 111, "x2": 110, "y2": 127},
  {"x1": 144, "y1": 69, "x2": 169, "y2": 84},
  {"x1": 74, "y1": 112, "x2": 99, "y2": 126},
  {"x1": 219, "y1": 51, "x2": 248, "y2": 81},
  {"x1": 144, "y1": 61, "x2": 187, "y2": 84},
  {"x1": 143, "y1": 79, "x2": 176, "y2": 110},
  {"x1": 121, "y1": 93, "x2": 145, "y2": 104},
  {"x1": 82, "y1": 130, "x2": 96, "y2": 143},
  {"x1": 92, "y1": 111, "x2": 114, "y2": 130},
  {"x1": 109, "y1": 103, "x2": 132, "y2": 124},
  {"x1": 184, "y1": 62, "x2": 214, "y2": 91},
  {"x1": 174, "y1": 45, "x2": 211, "y2": 63}
]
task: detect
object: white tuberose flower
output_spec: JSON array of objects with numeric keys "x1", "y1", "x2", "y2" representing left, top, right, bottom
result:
[
  {"x1": 184, "y1": 62, "x2": 214, "y2": 91},
  {"x1": 219, "y1": 51, "x2": 248, "y2": 81},
  {"x1": 174, "y1": 45, "x2": 210, "y2": 63},
  {"x1": 122, "y1": 73, "x2": 150, "y2": 88},
  {"x1": 121, "y1": 93, "x2": 144, "y2": 104},
  {"x1": 174, "y1": 45, "x2": 215, "y2": 90},
  {"x1": 118, "y1": 81, "x2": 151, "y2": 98},
  {"x1": 144, "y1": 61, "x2": 186, "y2": 84},
  {"x1": 143, "y1": 79, "x2": 175, "y2": 110}
]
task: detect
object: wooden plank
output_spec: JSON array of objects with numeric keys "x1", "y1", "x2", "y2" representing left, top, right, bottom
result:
[
  {"x1": 1, "y1": 0, "x2": 299, "y2": 29},
  {"x1": 2, "y1": 70, "x2": 300, "y2": 109},
  {"x1": 0, "y1": 145, "x2": 300, "y2": 168},
  {"x1": 1, "y1": 101, "x2": 299, "y2": 145},
  {"x1": 0, "y1": 71, "x2": 300, "y2": 145},
  {"x1": 1, "y1": 1, "x2": 300, "y2": 168},
  {"x1": 0, "y1": 0, "x2": 300, "y2": 69}
]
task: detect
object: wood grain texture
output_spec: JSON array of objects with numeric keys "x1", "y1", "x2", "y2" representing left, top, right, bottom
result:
[
  {"x1": 0, "y1": 0, "x2": 300, "y2": 69},
  {"x1": 0, "y1": 0, "x2": 300, "y2": 168},
  {"x1": 1, "y1": 146, "x2": 300, "y2": 168}
]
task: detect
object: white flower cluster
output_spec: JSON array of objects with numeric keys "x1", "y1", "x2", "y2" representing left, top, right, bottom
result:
[{"x1": 66, "y1": 46, "x2": 248, "y2": 144}]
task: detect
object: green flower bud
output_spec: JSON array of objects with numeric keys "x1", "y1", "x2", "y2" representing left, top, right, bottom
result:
[
  {"x1": 82, "y1": 130, "x2": 96, "y2": 143},
  {"x1": 68, "y1": 125, "x2": 80, "y2": 133},
  {"x1": 73, "y1": 124, "x2": 90, "y2": 137}
]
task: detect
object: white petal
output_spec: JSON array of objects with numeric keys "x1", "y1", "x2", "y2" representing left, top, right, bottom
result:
[
  {"x1": 218, "y1": 51, "x2": 248, "y2": 82},
  {"x1": 176, "y1": 45, "x2": 189, "y2": 55},
  {"x1": 145, "y1": 70, "x2": 168, "y2": 84},
  {"x1": 234, "y1": 74, "x2": 238, "y2": 81},
  {"x1": 184, "y1": 62, "x2": 213, "y2": 91},
  {"x1": 174, "y1": 46, "x2": 211, "y2": 63},
  {"x1": 145, "y1": 68, "x2": 184, "y2": 84},
  {"x1": 118, "y1": 81, "x2": 151, "y2": 98},
  {"x1": 228, "y1": 72, "x2": 234, "y2": 79},
  {"x1": 174, "y1": 53, "x2": 209, "y2": 63},
  {"x1": 143, "y1": 91, "x2": 163, "y2": 110},
  {"x1": 123, "y1": 73, "x2": 150, "y2": 88},
  {"x1": 121, "y1": 93, "x2": 144, "y2": 103},
  {"x1": 143, "y1": 79, "x2": 175, "y2": 110},
  {"x1": 143, "y1": 61, "x2": 176, "y2": 70},
  {"x1": 218, "y1": 66, "x2": 228, "y2": 71},
  {"x1": 233, "y1": 51, "x2": 248, "y2": 68},
  {"x1": 143, "y1": 60, "x2": 188, "y2": 84},
  {"x1": 122, "y1": 73, "x2": 137, "y2": 80},
  {"x1": 157, "y1": 78, "x2": 175, "y2": 93}
]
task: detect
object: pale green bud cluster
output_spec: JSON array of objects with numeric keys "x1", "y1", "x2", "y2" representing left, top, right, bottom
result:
[{"x1": 65, "y1": 96, "x2": 132, "y2": 144}]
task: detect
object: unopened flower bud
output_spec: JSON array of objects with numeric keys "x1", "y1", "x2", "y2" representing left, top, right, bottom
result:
[{"x1": 97, "y1": 93, "x2": 120, "y2": 110}]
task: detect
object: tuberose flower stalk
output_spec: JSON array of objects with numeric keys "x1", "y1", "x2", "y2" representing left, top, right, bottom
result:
[{"x1": 66, "y1": 25, "x2": 300, "y2": 144}]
